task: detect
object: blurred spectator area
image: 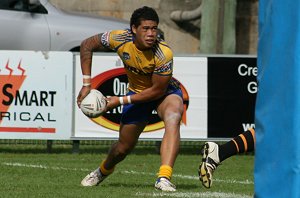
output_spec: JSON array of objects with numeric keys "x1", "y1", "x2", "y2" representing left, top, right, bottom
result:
[{"x1": 50, "y1": 0, "x2": 258, "y2": 55}]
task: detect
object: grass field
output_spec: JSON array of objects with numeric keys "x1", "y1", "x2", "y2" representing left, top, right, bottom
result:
[{"x1": 0, "y1": 143, "x2": 254, "y2": 198}]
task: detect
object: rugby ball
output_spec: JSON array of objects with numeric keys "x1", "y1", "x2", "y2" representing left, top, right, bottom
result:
[{"x1": 80, "y1": 89, "x2": 107, "y2": 118}]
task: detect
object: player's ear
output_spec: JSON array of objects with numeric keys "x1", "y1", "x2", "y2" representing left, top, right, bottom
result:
[{"x1": 132, "y1": 25, "x2": 137, "y2": 34}]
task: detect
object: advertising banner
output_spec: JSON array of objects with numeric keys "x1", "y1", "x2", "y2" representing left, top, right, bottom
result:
[
  {"x1": 74, "y1": 54, "x2": 208, "y2": 139},
  {"x1": 207, "y1": 56, "x2": 257, "y2": 137},
  {"x1": 0, "y1": 51, "x2": 73, "y2": 139},
  {"x1": 0, "y1": 51, "x2": 257, "y2": 140}
]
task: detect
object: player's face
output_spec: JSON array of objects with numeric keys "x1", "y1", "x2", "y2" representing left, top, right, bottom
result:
[{"x1": 132, "y1": 20, "x2": 158, "y2": 50}]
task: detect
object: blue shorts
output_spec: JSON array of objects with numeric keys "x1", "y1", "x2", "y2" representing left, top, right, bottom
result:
[{"x1": 120, "y1": 85, "x2": 183, "y2": 124}]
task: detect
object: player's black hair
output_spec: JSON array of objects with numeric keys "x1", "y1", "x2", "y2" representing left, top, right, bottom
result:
[{"x1": 130, "y1": 6, "x2": 159, "y2": 30}]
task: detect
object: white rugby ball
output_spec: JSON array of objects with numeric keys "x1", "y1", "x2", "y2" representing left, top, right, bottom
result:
[{"x1": 80, "y1": 89, "x2": 107, "y2": 118}]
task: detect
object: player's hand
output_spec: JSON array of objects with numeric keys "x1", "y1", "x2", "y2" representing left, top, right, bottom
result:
[
  {"x1": 105, "y1": 96, "x2": 121, "y2": 111},
  {"x1": 77, "y1": 86, "x2": 91, "y2": 108}
]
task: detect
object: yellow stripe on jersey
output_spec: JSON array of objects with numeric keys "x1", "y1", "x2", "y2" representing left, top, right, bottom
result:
[{"x1": 101, "y1": 29, "x2": 174, "y2": 93}]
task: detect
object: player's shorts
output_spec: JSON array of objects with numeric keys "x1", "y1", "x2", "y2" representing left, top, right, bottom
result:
[{"x1": 120, "y1": 84, "x2": 183, "y2": 124}]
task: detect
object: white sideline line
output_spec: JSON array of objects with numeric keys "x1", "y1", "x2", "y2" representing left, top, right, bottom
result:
[
  {"x1": 1, "y1": 162, "x2": 90, "y2": 172},
  {"x1": 124, "y1": 170, "x2": 253, "y2": 185},
  {"x1": 135, "y1": 192, "x2": 252, "y2": 198},
  {"x1": 1, "y1": 162, "x2": 253, "y2": 185}
]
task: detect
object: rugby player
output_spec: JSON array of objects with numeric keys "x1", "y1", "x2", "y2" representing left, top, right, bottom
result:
[{"x1": 77, "y1": 6, "x2": 183, "y2": 192}]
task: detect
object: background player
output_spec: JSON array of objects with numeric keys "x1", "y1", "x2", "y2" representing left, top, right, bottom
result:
[{"x1": 199, "y1": 128, "x2": 255, "y2": 188}]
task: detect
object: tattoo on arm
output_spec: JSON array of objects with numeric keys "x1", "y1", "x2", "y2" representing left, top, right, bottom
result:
[{"x1": 80, "y1": 34, "x2": 104, "y2": 69}]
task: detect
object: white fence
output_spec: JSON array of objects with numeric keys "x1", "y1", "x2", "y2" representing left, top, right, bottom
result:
[{"x1": 0, "y1": 51, "x2": 256, "y2": 140}]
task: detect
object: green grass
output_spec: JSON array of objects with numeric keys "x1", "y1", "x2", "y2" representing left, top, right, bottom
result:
[{"x1": 0, "y1": 143, "x2": 254, "y2": 198}]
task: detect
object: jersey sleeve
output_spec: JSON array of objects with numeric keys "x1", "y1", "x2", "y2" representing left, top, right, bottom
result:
[
  {"x1": 153, "y1": 44, "x2": 174, "y2": 76},
  {"x1": 100, "y1": 29, "x2": 130, "y2": 51}
]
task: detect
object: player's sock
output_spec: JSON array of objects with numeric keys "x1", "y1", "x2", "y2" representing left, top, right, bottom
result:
[
  {"x1": 218, "y1": 128, "x2": 255, "y2": 162},
  {"x1": 157, "y1": 165, "x2": 173, "y2": 180},
  {"x1": 99, "y1": 160, "x2": 115, "y2": 176}
]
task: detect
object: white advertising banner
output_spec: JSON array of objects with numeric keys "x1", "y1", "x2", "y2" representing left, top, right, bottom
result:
[
  {"x1": 74, "y1": 54, "x2": 208, "y2": 140},
  {"x1": 0, "y1": 51, "x2": 73, "y2": 139}
]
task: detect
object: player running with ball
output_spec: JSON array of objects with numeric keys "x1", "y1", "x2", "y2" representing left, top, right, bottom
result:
[{"x1": 76, "y1": 6, "x2": 183, "y2": 192}]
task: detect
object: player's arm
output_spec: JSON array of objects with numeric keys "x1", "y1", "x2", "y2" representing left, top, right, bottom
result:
[
  {"x1": 106, "y1": 73, "x2": 171, "y2": 109},
  {"x1": 80, "y1": 34, "x2": 105, "y2": 79},
  {"x1": 125, "y1": 52, "x2": 174, "y2": 104},
  {"x1": 107, "y1": 53, "x2": 174, "y2": 107},
  {"x1": 131, "y1": 74, "x2": 171, "y2": 102},
  {"x1": 77, "y1": 34, "x2": 105, "y2": 107},
  {"x1": 105, "y1": 73, "x2": 171, "y2": 110}
]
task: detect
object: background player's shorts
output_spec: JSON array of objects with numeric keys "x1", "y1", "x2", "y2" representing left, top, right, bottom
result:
[{"x1": 120, "y1": 85, "x2": 182, "y2": 124}]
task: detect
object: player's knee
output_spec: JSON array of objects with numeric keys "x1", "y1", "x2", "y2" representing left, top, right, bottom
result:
[
  {"x1": 115, "y1": 143, "x2": 133, "y2": 157},
  {"x1": 163, "y1": 112, "x2": 182, "y2": 124}
]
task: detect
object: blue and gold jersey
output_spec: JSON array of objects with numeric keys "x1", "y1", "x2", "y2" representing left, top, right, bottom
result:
[{"x1": 101, "y1": 29, "x2": 177, "y2": 93}]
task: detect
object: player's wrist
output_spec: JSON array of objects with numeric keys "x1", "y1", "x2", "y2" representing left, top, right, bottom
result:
[
  {"x1": 82, "y1": 83, "x2": 91, "y2": 87},
  {"x1": 119, "y1": 96, "x2": 124, "y2": 105},
  {"x1": 82, "y1": 75, "x2": 91, "y2": 87},
  {"x1": 119, "y1": 95, "x2": 132, "y2": 105},
  {"x1": 126, "y1": 95, "x2": 132, "y2": 104},
  {"x1": 83, "y1": 75, "x2": 91, "y2": 79}
]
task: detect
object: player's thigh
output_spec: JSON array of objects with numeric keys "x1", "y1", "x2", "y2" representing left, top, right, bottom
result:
[
  {"x1": 118, "y1": 122, "x2": 147, "y2": 148},
  {"x1": 157, "y1": 94, "x2": 183, "y2": 120}
]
